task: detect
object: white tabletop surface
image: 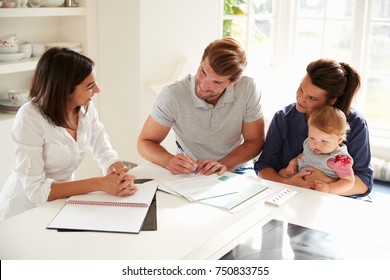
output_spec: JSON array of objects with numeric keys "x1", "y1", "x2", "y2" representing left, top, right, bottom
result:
[{"x1": 1, "y1": 163, "x2": 389, "y2": 260}]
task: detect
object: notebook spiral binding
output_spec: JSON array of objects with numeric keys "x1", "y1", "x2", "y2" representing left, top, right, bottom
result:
[{"x1": 67, "y1": 200, "x2": 148, "y2": 208}]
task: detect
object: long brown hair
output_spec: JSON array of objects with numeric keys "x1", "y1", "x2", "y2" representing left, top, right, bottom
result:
[
  {"x1": 306, "y1": 59, "x2": 361, "y2": 115},
  {"x1": 30, "y1": 47, "x2": 94, "y2": 129}
]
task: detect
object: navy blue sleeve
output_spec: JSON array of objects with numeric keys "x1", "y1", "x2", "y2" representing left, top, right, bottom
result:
[
  {"x1": 254, "y1": 104, "x2": 307, "y2": 173},
  {"x1": 254, "y1": 112, "x2": 285, "y2": 173},
  {"x1": 345, "y1": 109, "x2": 373, "y2": 196}
]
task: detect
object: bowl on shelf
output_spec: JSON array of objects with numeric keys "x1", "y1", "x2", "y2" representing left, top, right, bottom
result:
[
  {"x1": 0, "y1": 34, "x2": 18, "y2": 47},
  {"x1": 0, "y1": 45, "x2": 19, "y2": 54},
  {"x1": 0, "y1": 52, "x2": 24, "y2": 62},
  {"x1": 32, "y1": 43, "x2": 46, "y2": 57},
  {"x1": 28, "y1": 0, "x2": 46, "y2": 7},
  {"x1": 8, "y1": 89, "x2": 29, "y2": 105},
  {"x1": 42, "y1": 0, "x2": 65, "y2": 7}
]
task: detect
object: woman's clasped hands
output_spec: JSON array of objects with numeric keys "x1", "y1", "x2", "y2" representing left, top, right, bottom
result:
[{"x1": 102, "y1": 167, "x2": 138, "y2": 197}]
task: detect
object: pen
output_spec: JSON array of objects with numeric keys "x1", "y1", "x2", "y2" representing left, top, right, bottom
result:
[
  {"x1": 175, "y1": 141, "x2": 197, "y2": 174},
  {"x1": 175, "y1": 141, "x2": 186, "y2": 156}
]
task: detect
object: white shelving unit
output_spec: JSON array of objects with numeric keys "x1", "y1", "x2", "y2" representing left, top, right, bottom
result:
[
  {"x1": 0, "y1": 1, "x2": 96, "y2": 109},
  {"x1": 0, "y1": 0, "x2": 97, "y2": 186}
]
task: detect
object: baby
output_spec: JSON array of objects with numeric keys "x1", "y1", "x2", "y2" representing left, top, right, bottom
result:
[{"x1": 279, "y1": 106, "x2": 355, "y2": 194}]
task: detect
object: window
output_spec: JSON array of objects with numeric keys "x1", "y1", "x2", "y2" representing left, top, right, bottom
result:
[
  {"x1": 364, "y1": 0, "x2": 390, "y2": 146},
  {"x1": 222, "y1": 0, "x2": 390, "y2": 157},
  {"x1": 223, "y1": 0, "x2": 275, "y2": 69}
]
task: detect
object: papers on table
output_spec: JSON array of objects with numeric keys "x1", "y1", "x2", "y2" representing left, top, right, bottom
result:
[
  {"x1": 158, "y1": 173, "x2": 269, "y2": 211},
  {"x1": 158, "y1": 173, "x2": 238, "y2": 201}
]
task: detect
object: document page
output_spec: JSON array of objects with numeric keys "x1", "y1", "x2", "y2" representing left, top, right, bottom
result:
[{"x1": 158, "y1": 173, "x2": 239, "y2": 201}]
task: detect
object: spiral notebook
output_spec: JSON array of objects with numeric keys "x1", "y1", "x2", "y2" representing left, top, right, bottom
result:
[{"x1": 47, "y1": 181, "x2": 158, "y2": 234}]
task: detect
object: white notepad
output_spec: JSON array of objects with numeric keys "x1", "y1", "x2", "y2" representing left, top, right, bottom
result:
[{"x1": 47, "y1": 182, "x2": 157, "y2": 234}]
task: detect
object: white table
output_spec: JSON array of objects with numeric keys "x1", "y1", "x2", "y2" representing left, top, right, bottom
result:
[{"x1": 1, "y1": 163, "x2": 389, "y2": 260}]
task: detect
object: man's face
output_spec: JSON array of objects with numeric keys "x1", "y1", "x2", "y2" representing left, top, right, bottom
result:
[{"x1": 195, "y1": 57, "x2": 233, "y2": 105}]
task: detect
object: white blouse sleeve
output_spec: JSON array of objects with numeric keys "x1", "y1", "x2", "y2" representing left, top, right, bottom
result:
[{"x1": 11, "y1": 104, "x2": 54, "y2": 206}]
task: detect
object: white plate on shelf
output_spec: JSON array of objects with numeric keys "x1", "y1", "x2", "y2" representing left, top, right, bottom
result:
[
  {"x1": 0, "y1": 52, "x2": 25, "y2": 62},
  {"x1": 0, "y1": 99, "x2": 23, "y2": 113}
]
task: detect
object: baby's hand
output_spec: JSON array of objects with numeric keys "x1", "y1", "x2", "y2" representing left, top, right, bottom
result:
[
  {"x1": 313, "y1": 180, "x2": 330, "y2": 193},
  {"x1": 285, "y1": 165, "x2": 298, "y2": 176}
]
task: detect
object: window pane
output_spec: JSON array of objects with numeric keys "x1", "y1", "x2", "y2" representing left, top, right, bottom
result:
[
  {"x1": 251, "y1": 0, "x2": 273, "y2": 16},
  {"x1": 299, "y1": 0, "x2": 325, "y2": 17},
  {"x1": 224, "y1": 0, "x2": 248, "y2": 15},
  {"x1": 323, "y1": 21, "x2": 353, "y2": 61},
  {"x1": 372, "y1": 0, "x2": 390, "y2": 19},
  {"x1": 223, "y1": 18, "x2": 247, "y2": 45},
  {"x1": 368, "y1": 24, "x2": 390, "y2": 72},
  {"x1": 365, "y1": 76, "x2": 390, "y2": 125},
  {"x1": 326, "y1": 0, "x2": 355, "y2": 18},
  {"x1": 295, "y1": 19, "x2": 323, "y2": 63},
  {"x1": 248, "y1": 19, "x2": 273, "y2": 65}
]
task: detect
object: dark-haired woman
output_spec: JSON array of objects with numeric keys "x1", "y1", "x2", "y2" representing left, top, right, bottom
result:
[
  {"x1": 0, "y1": 48, "x2": 136, "y2": 220},
  {"x1": 254, "y1": 58, "x2": 373, "y2": 198}
]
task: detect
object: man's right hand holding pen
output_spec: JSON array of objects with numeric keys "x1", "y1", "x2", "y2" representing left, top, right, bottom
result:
[
  {"x1": 169, "y1": 153, "x2": 198, "y2": 175},
  {"x1": 169, "y1": 141, "x2": 226, "y2": 175}
]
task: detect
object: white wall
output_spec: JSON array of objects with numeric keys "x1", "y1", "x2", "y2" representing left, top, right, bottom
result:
[
  {"x1": 95, "y1": 0, "x2": 141, "y2": 170},
  {"x1": 96, "y1": 0, "x2": 222, "y2": 167}
]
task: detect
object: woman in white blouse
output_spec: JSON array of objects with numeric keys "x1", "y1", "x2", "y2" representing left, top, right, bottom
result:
[{"x1": 0, "y1": 47, "x2": 137, "y2": 220}]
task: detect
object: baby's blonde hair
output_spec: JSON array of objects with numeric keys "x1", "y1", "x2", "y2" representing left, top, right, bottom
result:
[{"x1": 308, "y1": 106, "x2": 350, "y2": 140}]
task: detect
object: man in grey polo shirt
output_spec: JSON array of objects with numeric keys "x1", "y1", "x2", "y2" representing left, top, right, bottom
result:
[{"x1": 137, "y1": 37, "x2": 265, "y2": 176}]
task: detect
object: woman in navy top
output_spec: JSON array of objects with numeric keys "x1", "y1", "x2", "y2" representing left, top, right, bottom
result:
[{"x1": 254, "y1": 59, "x2": 373, "y2": 198}]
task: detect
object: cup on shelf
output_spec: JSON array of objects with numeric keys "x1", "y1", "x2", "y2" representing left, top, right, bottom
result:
[
  {"x1": 64, "y1": 0, "x2": 78, "y2": 7},
  {"x1": 32, "y1": 43, "x2": 46, "y2": 57},
  {"x1": 8, "y1": 89, "x2": 29, "y2": 105},
  {"x1": 19, "y1": 43, "x2": 32, "y2": 58}
]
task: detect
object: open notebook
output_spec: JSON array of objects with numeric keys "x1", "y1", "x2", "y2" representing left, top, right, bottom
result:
[{"x1": 47, "y1": 181, "x2": 158, "y2": 234}]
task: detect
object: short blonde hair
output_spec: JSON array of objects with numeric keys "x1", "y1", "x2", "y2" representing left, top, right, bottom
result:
[{"x1": 308, "y1": 106, "x2": 350, "y2": 140}]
